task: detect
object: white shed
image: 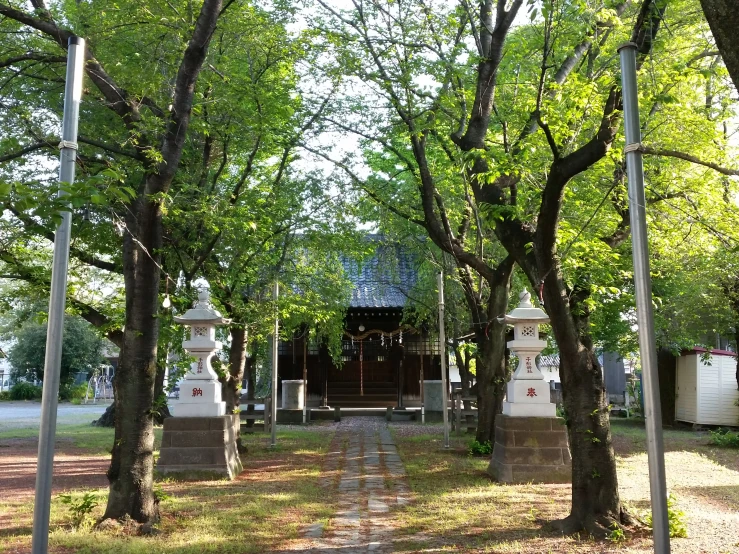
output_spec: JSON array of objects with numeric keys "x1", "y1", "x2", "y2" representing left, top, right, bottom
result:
[{"x1": 675, "y1": 349, "x2": 739, "y2": 426}]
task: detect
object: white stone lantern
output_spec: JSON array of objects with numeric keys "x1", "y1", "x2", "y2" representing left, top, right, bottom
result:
[
  {"x1": 172, "y1": 290, "x2": 231, "y2": 417},
  {"x1": 501, "y1": 289, "x2": 555, "y2": 417}
]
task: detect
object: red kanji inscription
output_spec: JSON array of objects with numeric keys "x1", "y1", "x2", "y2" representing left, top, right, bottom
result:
[
  {"x1": 192, "y1": 388, "x2": 203, "y2": 397},
  {"x1": 527, "y1": 387, "x2": 537, "y2": 397},
  {"x1": 525, "y1": 357, "x2": 533, "y2": 373}
]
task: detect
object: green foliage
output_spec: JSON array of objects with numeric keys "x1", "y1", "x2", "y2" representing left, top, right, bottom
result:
[
  {"x1": 645, "y1": 494, "x2": 688, "y2": 538},
  {"x1": 607, "y1": 523, "x2": 626, "y2": 544},
  {"x1": 0, "y1": 390, "x2": 10, "y2": 401},
  {"x1": 708, "y1": 428, "x2": 739, "y2": 448},
  {"x1": 59, "y1": 383, "x2": 89, "y2": 403},
  {"x1": 7, "y1": 316, "x2": 104, "y2": 385},
  {"x1": 58, "y1": 492, "x2": 99, "y2": 529},
  {"x1": 153, "y1": 484, "x2": 172, "y2": 504},
  {"x1": 8, "y1": 381, "x2": 42, "y2": 400},
  {"x1": 626, "y1": 379, "x2": 642, "y2": 417},
  {"x1": 467, "y1": 440, "x2": 493, "y2": 457}
]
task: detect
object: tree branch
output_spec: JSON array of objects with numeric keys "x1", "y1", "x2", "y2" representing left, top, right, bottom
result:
[{"x1": 640, "y1": 145, "x2": 739, "y2": 176}]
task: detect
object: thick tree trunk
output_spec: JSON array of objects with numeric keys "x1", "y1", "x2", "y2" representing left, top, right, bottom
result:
[
  {"x1": 472, "y1": 271, "x2": 512, "y2": 444},
  {"x1": 699, "y1": 0, "x2": 739, "y2": 92},
  {"x1": 92, "y1": 361, "x2": 170, "y2": 427},
  {"x1": 557, "y1": 346, "x2": 624, "y2": 536},
  {"x1": 538, "y1": 267, "x2": 627, "y2": 537},
  {"x1": 474, "y1": 332, "x2": 507, "y2": 444},
  {"x1": 102, "y1": 200, "x2": 161, "y2": 524},
  {"x1": 92, "y1": 402, "x2": 115, "y2": 428}
]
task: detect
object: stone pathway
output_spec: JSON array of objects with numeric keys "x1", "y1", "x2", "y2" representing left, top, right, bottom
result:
[{"x1": 291, "y1": 417, "x2": 411, "y2": 554}]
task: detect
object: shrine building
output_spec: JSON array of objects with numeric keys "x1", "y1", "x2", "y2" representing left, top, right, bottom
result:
[{"x1": 276, "y1": 237, "x2": 442, "y2": 408}]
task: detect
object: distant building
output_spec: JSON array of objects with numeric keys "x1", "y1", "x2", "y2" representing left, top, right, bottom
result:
[{"x1": 0, "y1": 347, "x2": 10, "y2": 391}]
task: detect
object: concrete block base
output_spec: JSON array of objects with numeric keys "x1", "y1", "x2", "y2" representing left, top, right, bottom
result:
[
  {"x1": 157, "y1": 415, "x2": 243, "y2": 479},
  {"x1": 488, "y1": 415, "x2": 571, "y2": 484},
  {"x1": 276, "y1": 408, "x2": 305, "y2": 423}
]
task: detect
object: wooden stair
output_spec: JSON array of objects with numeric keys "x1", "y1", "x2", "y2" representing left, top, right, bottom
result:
[{"x1": 327, "y1": 381, "x2": 397, "y2": 407}]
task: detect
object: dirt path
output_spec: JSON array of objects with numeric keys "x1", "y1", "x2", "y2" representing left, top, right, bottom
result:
[
  {"x1": 0, "y1": 439, "x2": 108, "y2": 501},
  {"x1": 285, "y1": 417, "x2": 410, "y2": 554}
]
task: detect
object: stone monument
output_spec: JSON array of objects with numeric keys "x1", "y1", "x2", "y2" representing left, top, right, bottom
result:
[
  {"x1": 488, "y1": 290, "x2": 571, "y2": 483},
  {"x1": 157, "y1": 290, "x2": 243, "y2": 479}
]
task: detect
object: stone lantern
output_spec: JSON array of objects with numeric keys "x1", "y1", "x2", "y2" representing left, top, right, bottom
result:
[
  {"x1": 501, "y1": 289, "x2": 555, "y2": 417},
  {"x1": 488, "y1": 289, "x2": 571, "y2": 484},
  {"x1": 157, "y1": 290, "x2": 243, "y2": 479},
  {"x1": 171, "y1": 290, "x2": 231, "y2": 417}
]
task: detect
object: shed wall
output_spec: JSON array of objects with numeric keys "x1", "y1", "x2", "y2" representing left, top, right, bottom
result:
[
  {"x1": 679, "y1": 353, "x2": 739, "y2": 426},
  {"x1": 675, "y1": 354, "x2": 697, "y2": 423}
]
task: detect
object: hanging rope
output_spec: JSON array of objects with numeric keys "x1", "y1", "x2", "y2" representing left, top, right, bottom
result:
[
  {"x1": 360, "y1": 340, "x2": 364, "y2": 397},
  {"x1": 344, "y1": 324, "x2": 417, "y2": 341}
]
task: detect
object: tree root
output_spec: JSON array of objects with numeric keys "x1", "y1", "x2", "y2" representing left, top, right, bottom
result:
[{"x1": 550, "y1": 509, "x2": 634, "y2": 540}]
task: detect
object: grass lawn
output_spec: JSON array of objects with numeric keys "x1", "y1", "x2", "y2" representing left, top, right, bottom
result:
[
  {"x1": 0, "y1": 424, "x2": 334, "y2": 554},
  {"x1": 0, "y1": 423, "x2": 160, "y2": 455},
  {"x1": 389, "y1": 418, "x2": 739, "y2": 554}
]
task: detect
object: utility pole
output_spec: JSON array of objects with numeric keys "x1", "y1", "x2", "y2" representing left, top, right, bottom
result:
[
  {"x1": 438, "y1": 273, "x2": 450, "y2": 449},
  {"x1": 618, "y1": 42, "x2": 670, "y2": 554},
  {"x1": 32, "y1": 36, "x2": 85, "y2": 554}
]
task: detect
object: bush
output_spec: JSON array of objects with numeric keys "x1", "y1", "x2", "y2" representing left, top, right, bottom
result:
[
  {"x1": 468, "y1": 439, "x2": 493, "y2": 456},
  {"x1": 59, "y1": 382, "x2": 88, "y2": 403},
  {"x1": 708, "y1": 428, "x2": 739, "y2": 448},
  {"x1": 59, "y1": 492, "x2": 98, "y2": 529},
  {"x1": 645, "y1": 494, "x2": 688, "y2": 538},
  {"x1": 0, "y1": 390, "x2": 10, "y2": 401},
  {"x1": 9, "y1": 381, "x2": 43, "y2": 400}
]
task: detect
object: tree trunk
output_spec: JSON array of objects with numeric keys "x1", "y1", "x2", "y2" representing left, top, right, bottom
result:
[
  {"x1": 700, "y1": 0, "x2": 739, "y2": 92},
  {"x1": 245, "y1": 352, "x2": 256, "y2": 427},
  {"x1": 657, "y1": 348, "x2": 676, "y2": 426},
  {"x1": 102, "y1": 199, "x2": 161, "y2": 524},
  {"x1": 557, "y1": 346, "x2": 624, "y2": 536},
  {"x1": 474, "y1": 333, "x2": 507, "y2": 444},
  {"x1": 538, "y1": 268, "x2": 627, "y2": 537},
  {"x1": 92, "y1": 359, "x2": 170, "y2": 428},
  {"x1": 472, "y1": 271, "x2": 512, "y2": 444},
  {"x1": 453, "y1": 343, "x2": 473, "y2": 430},
  {"x1": 153, "y1": 357, "x2": 172, "y2": 424},
  {"x1": 224, "y1": 325, "x2": 247, "y2": 452},
  {"x1": 224, "y1": 326, "x2": 247, "y2": 413}
]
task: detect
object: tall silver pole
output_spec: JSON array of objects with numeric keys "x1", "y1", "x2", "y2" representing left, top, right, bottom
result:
[
  {"x1": 438, "y1": 273, "x2": 450, "y2": 449},
  {"x1": 32, "y1": 36, "x2": 85, "y2": 554},
  {"x1": 270, "y1": 280, "x2": 279, "y2": 447},
  {"x1": 618, "y1": 42, "x2": 670, "y2": 554}
]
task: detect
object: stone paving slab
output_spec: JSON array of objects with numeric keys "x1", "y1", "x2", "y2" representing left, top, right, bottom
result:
[{"x1": 283, "y1": 417, "x2": 412, "y2": 554}]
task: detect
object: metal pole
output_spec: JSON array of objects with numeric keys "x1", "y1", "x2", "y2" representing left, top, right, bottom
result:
[
  {"x1": 618, "y1": 42, "x2": 670, "y2": 554},
  {"x1": 32, "y1": 36, "x2": 85, "y2": 554},
  {"x1": 270, "y1": 280, "x2": 279, "y2": 447},
  {"x1": 438, "y1": 273, "x2": 450, "y2": 449},
  {"x1": 302, "y1": 330, "x2": 307, "y2": 424}
]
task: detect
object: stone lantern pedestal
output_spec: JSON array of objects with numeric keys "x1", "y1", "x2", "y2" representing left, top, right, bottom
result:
[
  {"x1": 488, "y1": 290, "x2": 571, "y2": 484},
  {"x1": 157, "y1": 291, "x2": 243, "y2": 479}
]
